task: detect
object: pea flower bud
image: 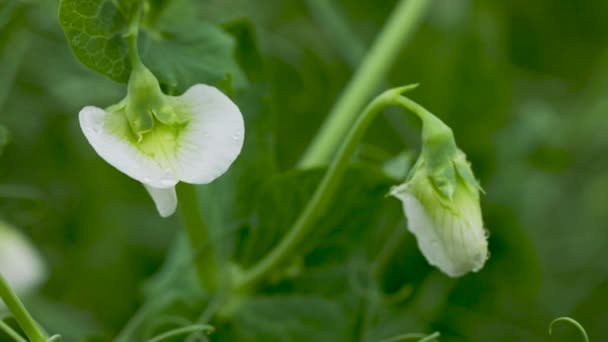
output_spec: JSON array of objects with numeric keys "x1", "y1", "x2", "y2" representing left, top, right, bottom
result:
[{"x1": 389, "y1": 101, "x2": 488, "y2": 277}]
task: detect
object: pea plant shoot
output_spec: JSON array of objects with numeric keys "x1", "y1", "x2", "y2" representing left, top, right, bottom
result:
[{"x1": 0, "y1": 0, "x2": 595, "y2": 341}]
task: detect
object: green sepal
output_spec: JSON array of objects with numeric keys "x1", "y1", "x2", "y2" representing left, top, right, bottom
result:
[
  {"x1": 125, "y1": 104, "x2": 154, "y2": 141},
  {"x1": 420, "y1": 117, "x2": 459, "y2": 199},
  {"x1": 124, "y1": 62, "x2": 188, "y2": 138},
  {"x1": 454, "y1": 151, "x2": 484, "y2": 193},
  {"x1": 428, "y1": 161, "x2": 457, "y2": 199}
]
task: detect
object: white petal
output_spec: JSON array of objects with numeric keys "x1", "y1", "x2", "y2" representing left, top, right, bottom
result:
[
  {"x1": 79, "y1": 106, "x2": 179, "y2": 188},
  {"x1": 0, "y1": 224, "x2": 46, "y2": 293},
  {"x1": 397, "y1": 192, "x2": 487, "y2": 277},
  {"x1": 144, "y1": 184, "x2": 177, "y2": 218},
  {"x1": 398, "y1": 192, "x2": 454, "y2": 275},
  {"x1": 170, "y1": 85, "x2": 244, "y2": 184}
]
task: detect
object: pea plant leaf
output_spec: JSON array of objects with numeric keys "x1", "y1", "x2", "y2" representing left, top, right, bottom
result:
[
  {"x1": 0, "y1": 125, "x2": 9, "y2": 156},
  {"x1": 215, "y1": 295, "x2": 349, "y2": 342},
  {"x1": 58, "y1": 0, "x2": 243, "y2": 93},
  {"x1": 58, "y1": 0, "x2": 132, "y2": 82},
  {"x1": 234, "y1": 164, "x2": 396, "y2": 271},
  {"x1": 0, "y1": 1, "x2": 30, "y2": 110}
]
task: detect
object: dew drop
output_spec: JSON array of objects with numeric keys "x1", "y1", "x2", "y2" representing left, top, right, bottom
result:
[{"x1": 143, "y1": 177, "x2": 151, "y2": 183}]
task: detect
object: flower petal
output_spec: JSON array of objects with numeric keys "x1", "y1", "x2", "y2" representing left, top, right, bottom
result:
[
  {"x1": 0, "y1": 223, "x2": 46, "y2": 292},
  {"x1": 79, "y1": 106, "x2": 179, "y2": 188},
  {"x1": 144, "y1": 184, "x2": 177, "y2": 218},
  {"x1": 393, "y1": 189, "x2": 487, "y2": 277},
  {"x1": 170, "y1": 85, "x2": 244, "y2": 184}
]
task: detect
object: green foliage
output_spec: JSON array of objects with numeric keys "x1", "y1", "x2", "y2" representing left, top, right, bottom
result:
[
  {"x1": 2, "y1": 0, "x2": 608, "y2": 341},
  {"x1": 217, "y1": 295, "x2": 348, "y2": 342},
  {"x1": 58, "y1": 0, "x2": 243, "y2": 92},
  {"x1": 0, "y1": 126, "x2": 8, "y2": 156},
  {"x1": 58, "y1": 0, "x2": 133, "y2": 82}
]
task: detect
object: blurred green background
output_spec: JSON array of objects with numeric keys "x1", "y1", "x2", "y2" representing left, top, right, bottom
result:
[{"x1": 2, "y1": 0, "x2": 608, "y2": 341}]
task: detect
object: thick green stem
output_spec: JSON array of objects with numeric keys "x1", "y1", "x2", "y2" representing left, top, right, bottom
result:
[
  {"x1": 0, "y1": 274, "x2": 46, "y2": 342},
  {"x1": 298, "y1": 0, "x2": 432, "y2": 168},
  {"x1": 176, "y1": 184, "x2": 218, "y2": 293},
  {"x1": 236, "y1": 85, "x2": 420, "y2": 292}
]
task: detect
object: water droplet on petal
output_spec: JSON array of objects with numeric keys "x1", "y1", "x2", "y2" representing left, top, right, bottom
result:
[
  {"x1": 143, "y1": 177, "x2": 151, "y2": 183},
  {"x1": 483, "y1": 229, "x2": 491, "y2": 239}
]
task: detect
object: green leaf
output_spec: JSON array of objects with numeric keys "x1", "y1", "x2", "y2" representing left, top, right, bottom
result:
[
  {"x1": 0, "y1": 125, "x2": 8, "y2": 156},
  {"x1": 58, "y1": 0, "x2": 244, "y2": 92},
  {"x1": 216, "y1": 295, "x2": 349, "y2": 342},
  {"x1": 58, "y1": 0, "x2": 132, "y2": 82},
  {"x1": 234, "y1": 165, "x2": 395, "y2": 272},
  {"x1": 0, "y1": 1, "x2": 30, "y2": 111},
  {"x1": 198, "y1": 20, "x2": 277, "y2": 260},
  {"x1": 141, "y1": 18, "x2": 245, "y2": 94},
  {"x1": 113, "y1": 289, "x2": 210, "y2": 342}
]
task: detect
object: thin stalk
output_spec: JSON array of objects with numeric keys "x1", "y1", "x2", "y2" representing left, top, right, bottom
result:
[
  {"x1": 177, "y1": 184, "x2": 218, "y2": 293},
  {"x1": 0, "y1": 275, "x2": 46, "y2": 342},
  {"x1": 236, "y1": 85, "x2": 419, "y2": 292},
  {"x1": 147, "y1": 324, "x2": 214, "y2": 342},
  {"x1": 306, "y1": 0, "x2": 414, "y2": 146},
  {"x1": 125, "y1": 2, "x2": 144, "y2": 68},
  {"x1": 299, "y1": 0, "x2": 432, "y2": 168},
  {"x1": 372, "y1": 222, "x2": 408, "y2": 278},
  {"x1": 0, "y1": 319, "x2": 28, "y2": 342}
]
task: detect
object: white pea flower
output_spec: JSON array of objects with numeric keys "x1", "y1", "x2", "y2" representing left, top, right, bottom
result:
[
  {"x1": 79, "y1": 64, "x2": 244, "y2": 217},
  {"x1": 391, "y1": 150, "x2": 488, "y2": 277},
  {"x1": 0, "y1": 222, "x2": 46, "y2": 303}
]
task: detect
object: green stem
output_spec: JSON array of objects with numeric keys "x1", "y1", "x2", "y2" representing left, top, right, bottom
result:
[
  {"x1": 127, "y1": 33, "x2": 141, "y2": 67},
  {"x1": 236, "y1": 85, "x2": 420, "y2": 292},
  {"x1": 305, "y1": 0, "x2": 365, "y2": 66},
  {"x1": 298, "y1": 0, "x2": 432, "y2": 168},
  {"x1": 306, "y1": 0, "x2": 414, "y2": 145},
  {"x1": 125, "y1": 3, "x2": 143, "y2": 68},
  {"x1": 147, "y1": 324, "x2": 214, "y2": 342},
  {"x1": 379, "y1": 331, "x2": 440, "y2": 342},
  {"x1": 549, "y1": 317, "x2": 589, "y2": 342},
  {"x1": 176, "y1": 184, "x2": 218, "y2": 293},
  {"x1": 372, "y1": 222, "x2": 408, "y2": 278},
  {"x1": 0, "y1": 319, "x2": 28, "y2": 342},
  {"x1": 0, "y1": 274, "x2": 46, "y2": 342}
]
